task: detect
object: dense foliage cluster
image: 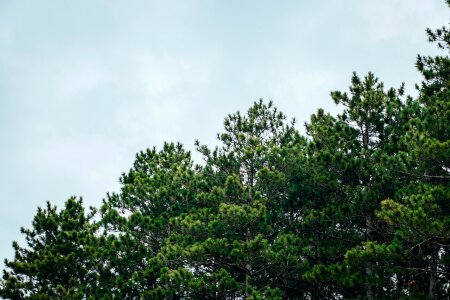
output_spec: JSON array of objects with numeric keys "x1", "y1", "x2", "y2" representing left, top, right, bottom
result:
[{"x1": 1, "y1": 5, "x2": 449, "y2": 299}]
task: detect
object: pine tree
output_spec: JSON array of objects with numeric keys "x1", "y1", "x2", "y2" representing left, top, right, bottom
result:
[
  {"x1": 373, "y1": 9, "x2": 450, "y2": 298},
  {"x1": 0, "y1": 198, "x2": 100, "y2": 299},
  {"x1": 99, "y1": 142, "x2": 198, "y2": 298},
  {"x1": 302, "y1": 71, "x2": 408, "y2": 298},
  {"x1": 1, "y1": 2, "x2": 449, "y2": 298},
  {"x1": 159, "y1": 100, "x2": 308, "y2": 298}
]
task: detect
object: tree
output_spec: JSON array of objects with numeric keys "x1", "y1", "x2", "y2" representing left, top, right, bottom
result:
[
  {"x1": 371, "y1": 9, "x2": 450, "y2": 298},
  {"x1": 0, "y1": 197, "x2": 101, "y2": 299},
  {"x1": 159, "y1": 100, "x2": 309, "y2": 298},
  {"x1": 99, "y1": 142, "x2": 199, "y2": 298},
  {"x1": 301, "y1": 71, "x2": 409, "y2": 298},
  {"x1": 317, "y1": 5, "x2": 450, "y2": 298},
  {"x1": 1, "y1": 2, "x2": 449, "y2": 298}
]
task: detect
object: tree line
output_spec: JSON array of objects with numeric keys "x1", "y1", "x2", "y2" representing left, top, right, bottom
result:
[{"x1": 1, "y1": 4, "x2": 449, "y2": 299}]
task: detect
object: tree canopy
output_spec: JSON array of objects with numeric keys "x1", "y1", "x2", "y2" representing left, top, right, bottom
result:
[{"x1": 1, "y1": 3, "x2": 449, "y2": 299}]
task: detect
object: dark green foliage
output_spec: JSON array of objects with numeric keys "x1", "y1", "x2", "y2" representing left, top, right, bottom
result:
[
  {"x1": 98, "y1": 142, "x2": 198, "y2": 298},
  {"x1": 1, "y1": 3, "x2": 449, "y2": 299},
  {"x1": 167, "y1": 100, "x2": 307, "y2": 298},
  {"x1": 0, "y1": 198, "x2": 102, "y2": 299}
]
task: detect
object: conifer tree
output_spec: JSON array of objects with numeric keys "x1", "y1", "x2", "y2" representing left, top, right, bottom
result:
[
  {"x1": 372, "y1": 9, "x2": 450, "y2": 298},
  {"x1": 99, "y1": 142, "x2": 198, "y2": 298},
  {"x1": 0, "y1": 198, "x2": 100, "y2": 299},
  {"x1": 301, "y1": 71, "x2": 408, "y2": 298},
  {"x1": 160, "y1": 100, "x2": 307, "y2": 298},
  {"x1": 1, "y1": 2, "x2": 449, "y2": 299}
]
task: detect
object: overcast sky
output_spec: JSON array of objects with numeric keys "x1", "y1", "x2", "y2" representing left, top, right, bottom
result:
[{"x1": 0, "y1": 0, "x2": 448, "y2": 267}]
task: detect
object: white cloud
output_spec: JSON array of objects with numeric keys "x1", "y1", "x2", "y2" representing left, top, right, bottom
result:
[{"x1": 348, "y1": 0, "x2": 445, "y2": 42}]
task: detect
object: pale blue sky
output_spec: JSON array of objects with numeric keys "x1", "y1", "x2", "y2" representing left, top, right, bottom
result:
[{"x1": 0, "y1": 0, "x2": 448, "y2": 266}]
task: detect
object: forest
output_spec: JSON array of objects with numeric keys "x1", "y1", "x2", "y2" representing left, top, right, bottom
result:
[{"x1": 1, "y1": 3, "x2": 449, "y2": 300}]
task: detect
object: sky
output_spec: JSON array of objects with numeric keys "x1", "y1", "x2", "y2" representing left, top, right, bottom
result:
[{"x1": 0, "y1": 0, "x2": 448, "y2": 267}]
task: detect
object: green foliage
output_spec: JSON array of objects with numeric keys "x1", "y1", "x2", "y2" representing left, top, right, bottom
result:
[
  {"x1": 0, "y1": 198, "x2": 103, "y2": 299},
  {"x1": 98, "y1": 142, "x2": 198, "y2": 298},
  {"x1": 1, "y1": 3, "x2": 449, "y2": 299}
]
